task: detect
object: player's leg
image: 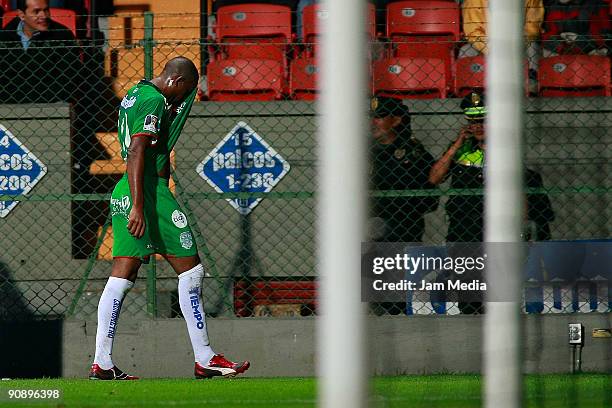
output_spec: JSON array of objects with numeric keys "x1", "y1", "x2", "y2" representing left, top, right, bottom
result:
[
  {"x1": 155, "y1": 180, "x2": 249, "y2": 378},
  {"x1": 165, "y1": 254, "x2": 250, "y2": 379},
  {"x1": 166, "y1": 255, "x2": 214, "y2": 364},
  {"x1": 90, "y1": 257, "x2": 141, "y2": 380},
  {"x1": 90, "y1": 176, "x2": 152, "y2": 380}
]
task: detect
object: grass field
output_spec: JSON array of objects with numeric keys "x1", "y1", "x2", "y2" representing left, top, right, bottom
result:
[{"x1": 0, "y1": 375, "x2": 609, "y2": 408}]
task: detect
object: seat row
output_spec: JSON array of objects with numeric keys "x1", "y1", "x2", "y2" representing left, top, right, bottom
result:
[
  {"x1": 205, "y1": 2, "x2": 612, "y2": 100},
  {"x1": 208, "y1": 54, "x2": 612, "y2": 101}
]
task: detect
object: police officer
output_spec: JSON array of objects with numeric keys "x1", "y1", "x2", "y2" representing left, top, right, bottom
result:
[
  {"x1": 429, "y1": 92, "x2": 487, "y2": 243},
  {"x1": 369, "y1": 96, "x2": 438, "y2": 316},
  {"x1": 429, "y1": 92, "x2": 487, "y2": 314},
  {"x1": 370, "y1": 96, "x2": 438, "y2": 243}
]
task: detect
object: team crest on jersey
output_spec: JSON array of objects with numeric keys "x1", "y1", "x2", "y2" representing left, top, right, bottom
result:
[
  {"x1": 143, "y1": 114, "x2": 159, "y2": 133},
  {"x1": 179, "y1": 231, "x2": 193, "y2": 249},
  {"x1": 120, "y1": 95, "x2": 137, "y2": 109}
]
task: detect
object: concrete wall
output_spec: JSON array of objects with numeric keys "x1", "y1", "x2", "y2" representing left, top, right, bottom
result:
[
  {"x1": 63, "y1": 314, "x2": 611, "y2": 378},
  {"x1": 0, "y1": 104, "x2": 73, "y2": 318}
]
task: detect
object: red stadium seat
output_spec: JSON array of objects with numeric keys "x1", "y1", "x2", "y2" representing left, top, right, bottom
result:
[
  {"x1": 538, "y1": 55, "x2": 611, "y2": 97},
  {"x1": 455, "y1": 57, "x2": 532, "y2": 96},
  {"x1": 212, "y1": 4, "x2": 292, "y2": 89},
  {"x1": 302, "y1": 2, "x2": 377, "y2": 44},
  {"x1": 1, "y1": 8, "x2": 77, "y2": 37},
  {"x1": 217, "y1": 38, "x2": 287, "y2": 63},
  {"x1": 455, "y1": 56, "x2": 486, "y2": 97},
  {"x1": 386, "y1": 1, "x2": 461, "y2": 40},
  {"x1": 289, "y1": 57, "x2": 318, "y2": 100},
  {"x1": 215, "y1": 4, "x2": 292, "y2": 42},
  {"x1": 300, "y1": 3, "x2": 376, "y2": 59},
  {"x1": 207, "y1": 58, "x2": 284, "y2": 101},
  {"x1": 0, "y1": 0, "x2": 11, "y2": 11},
  {"x1": 386, "y1": 2, "x2": 460, "y2": 96},
  {"x1": 390, "y1": 35, "x2": 454, "y2": 95},
  {"x1": 373, "y1": 57, "x2": 447, "y2": 99}
]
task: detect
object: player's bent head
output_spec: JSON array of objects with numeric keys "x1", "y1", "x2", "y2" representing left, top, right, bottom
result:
[
  {"x1": 162, "y1": 57, "x2": 199, "y2": 87},
  {"x1": 160, "y1": 57, "x2": 200, "y2": 103}
]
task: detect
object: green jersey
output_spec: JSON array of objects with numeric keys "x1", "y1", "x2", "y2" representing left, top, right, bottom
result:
[
  {"x1": 117, "y1": 80, "x2": 196, "y2": 177},
  {"x1": 111, "y1": 81, "x2": 198, "y2": 259}
]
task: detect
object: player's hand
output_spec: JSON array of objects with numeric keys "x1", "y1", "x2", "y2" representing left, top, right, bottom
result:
[{"x1": 127, "y1": 207, "x2": 146, "y2": 238}]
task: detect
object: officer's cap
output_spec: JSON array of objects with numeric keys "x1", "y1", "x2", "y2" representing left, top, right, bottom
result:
[
  {"x1": 370, "y1": 96, "x2": 409, "y2": 118},
  {"x1": 460, "y1": 92, "x2": 487, "y2": 121}
]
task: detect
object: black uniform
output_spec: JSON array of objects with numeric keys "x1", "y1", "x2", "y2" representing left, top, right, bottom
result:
[
  {"x1": 372, "y1": 131, "x2": 438, "y2": 242},
  {"x1": 526, "y1": 168, "x2": 555, "y2": 241},
  {"x1": 445, "y1": 138, "x2": 485, "y2": 243}
]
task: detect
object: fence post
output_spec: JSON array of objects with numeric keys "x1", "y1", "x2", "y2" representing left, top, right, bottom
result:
[
  {"x1": 147, "y1": 258, "x2": 157, "y2": 317},
  {"x1": 143, "y1": 10, "x2": 156, "y2": 317},
  {"x1": 143, "y1": 12, "x2": 154, "y2": 80},
  {"x1": 485, "y1": 0, "x2": 524, "y2": 407}
]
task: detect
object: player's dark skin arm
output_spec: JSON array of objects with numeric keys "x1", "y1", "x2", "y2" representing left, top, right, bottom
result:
[
  {"x1": 428, "y1": 128, "x2": 469, "y2": 185},
  {"x1": 126, "y1": 136, "x2": 150, "y2": 239}
]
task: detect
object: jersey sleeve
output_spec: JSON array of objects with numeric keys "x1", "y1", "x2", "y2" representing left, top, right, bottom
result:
[{"x1": 131, "y1": 94, "x2": 166, "y2": 145}]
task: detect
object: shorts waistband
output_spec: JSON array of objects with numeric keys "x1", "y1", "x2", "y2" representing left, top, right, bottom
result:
[{"x1": 121, "y1": 173, "x2": 170, "y2": 187}]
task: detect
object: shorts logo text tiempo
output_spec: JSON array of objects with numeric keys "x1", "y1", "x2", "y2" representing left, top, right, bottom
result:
[{"x1": 189, "y1": 287, "x2": 204, "y2": 329}]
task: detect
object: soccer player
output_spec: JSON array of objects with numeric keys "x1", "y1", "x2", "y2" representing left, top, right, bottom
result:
[{"x1": 89, "y1": 57, "x2": 250, "y2": 380}]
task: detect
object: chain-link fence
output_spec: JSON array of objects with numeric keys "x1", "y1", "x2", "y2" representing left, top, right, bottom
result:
[{"x1": 0, "y1": 2, "x2": 610, "y2": 321}]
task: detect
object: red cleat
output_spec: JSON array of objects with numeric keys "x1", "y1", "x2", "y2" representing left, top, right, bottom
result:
[
  {"x1": 194, "y1": 354, "x2": 250, "y2": 379},
  {"x1": 89, "y1": 364, "x2": 139, "y2": 380}
]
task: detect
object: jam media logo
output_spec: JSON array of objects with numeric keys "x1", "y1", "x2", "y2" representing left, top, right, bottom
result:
[
  {"x1": 107, "y1": 299, "x2": 122, "y2": 338},
  {"x1": 189, "y1": 287, "x2": 205, "y2": 329}
]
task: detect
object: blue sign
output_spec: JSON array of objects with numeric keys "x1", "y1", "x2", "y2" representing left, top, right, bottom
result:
[
  {"x1": 0, "y1": 124, "x2": 47, "y2": 218},
  {"x1": 196, "y1": 121, "x2": 290, "y2": 215}
]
